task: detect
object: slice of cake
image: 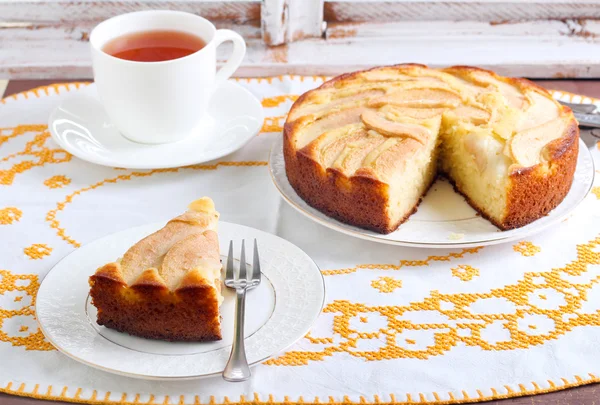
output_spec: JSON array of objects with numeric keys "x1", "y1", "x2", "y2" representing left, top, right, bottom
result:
[{"x1": 89, "y1": 197, "x2": 223, "y2": 341}]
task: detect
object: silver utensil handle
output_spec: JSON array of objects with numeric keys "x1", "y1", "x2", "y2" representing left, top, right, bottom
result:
[
  {"x1": 559, "y1": 100, "x2": 599, "y2": 114},
  {"x1": 223, "y1": 288, "x2": 250, "y2": 382},
  {"x1": 574, "y1": 112, "x2": 600, "y2": 129}
]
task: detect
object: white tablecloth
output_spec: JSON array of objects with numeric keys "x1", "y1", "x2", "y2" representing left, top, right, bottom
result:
[{"x1": 1, "y1": 77, "x2": 600, "y2": 404}]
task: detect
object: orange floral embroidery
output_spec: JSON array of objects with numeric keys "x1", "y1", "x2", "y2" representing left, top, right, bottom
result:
[
  {"x1": 266, "y1": 237, "x2": 600, "y2": 365},
  {"x1": 305, "y1": 332, "x2": 333, "y2": 345},
  {"x1": 0, "y1": 125, "x2": 46, "y2": 147},
  {"x1": 513, "y1": 241, "x2": 541, "y2": 257},
  {"x1": 0, "y1": 126, "x2": 71, "y2": 186},
  {"x1": 322, "y1": 247, "x2": 483, "y2": 276},
  {"x1": 261, "y1": 116, "x2": 285, "y2": 133},
  {"x1": 46, "y1": 161, "x2": 268, "y2": 248},
  {"x1": 0, "y1": 270, "x2": 54, "y2": 350},
  {"x1": 0, "y1": 207, "x2": 22, "y2": 225},
  {"x1": 371, "y1": 277, "x2": 402, "y2": 293},
  {"x1": 451, "y1": 265, "x2": 479, "y2": 281},
  {"x1": 262, "y1": 95, "x2": 298, "y2": 108},
  {"x1": 44, "y1": 175, "x2": 71, "y2": 189},
  {"x1": 23, "y1": 244, "x2": 52, "y2": 260}
]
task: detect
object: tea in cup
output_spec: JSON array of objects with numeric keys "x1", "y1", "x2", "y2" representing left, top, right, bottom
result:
[{"x1": 90, "y1": 10, "x2": 246, "y2": 144}]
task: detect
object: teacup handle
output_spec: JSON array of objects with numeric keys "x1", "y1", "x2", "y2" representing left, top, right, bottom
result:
[{"x1": 213, "y1": 29, "x2": 246, "y2": 88}]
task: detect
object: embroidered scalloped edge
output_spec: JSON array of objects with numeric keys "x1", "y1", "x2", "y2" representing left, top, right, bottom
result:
[
  {"x1": 0, "y1": 82, "x2": 91, "y2": 104},
  {"x1": 0, "y1": 374, "x2": 598, "y2": 405},
  {"x1": 2, "y1": 79, "x2": 597, "y2": 107},
  {"x1": 0, "y1": 77, "x2": 329, "y2": 105}
]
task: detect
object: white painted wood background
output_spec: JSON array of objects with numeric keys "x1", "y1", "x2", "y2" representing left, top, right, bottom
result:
[{"x1": 1, "y1": 0, "x2": 600, "y2": 79}]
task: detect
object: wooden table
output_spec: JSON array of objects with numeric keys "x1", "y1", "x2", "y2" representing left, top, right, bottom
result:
[{"x1": 1, "y1": 78, "x2": 599, "y2": 405}]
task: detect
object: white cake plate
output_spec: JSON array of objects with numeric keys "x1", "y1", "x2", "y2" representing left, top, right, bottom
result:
[
  {"x1": 36, "y1": 221, "x2": 325, "y2": 380},
  {"x1": 269, "y1": 136, "x2": 594, "y2": 248}
]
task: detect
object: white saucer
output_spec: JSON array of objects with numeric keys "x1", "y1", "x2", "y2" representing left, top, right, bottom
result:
[
  {"x1": 36, "y1": 221, "x2": 325, "y2": 380},
  {"x1": 48, "y1": 82, "x2": 264, "y2": 169},
  {"x1": 270, "y1": 136, "x2": 594, "y2": 248}
]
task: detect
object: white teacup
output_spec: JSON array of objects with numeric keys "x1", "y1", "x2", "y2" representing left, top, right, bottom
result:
[{"x1": 90, "y1": 10, "x2": 246, "y2": 144}]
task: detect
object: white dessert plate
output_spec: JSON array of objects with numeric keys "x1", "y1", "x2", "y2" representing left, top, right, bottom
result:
[
  {"x1": 36, "y1": 221, "x2": 325, "y2": 380},
  {"x1": 269, "y1": 136, "x2": 594, "y2": 248},
  {"x1": 48, "y1": 82, "x2": 264, "y2": 169}
]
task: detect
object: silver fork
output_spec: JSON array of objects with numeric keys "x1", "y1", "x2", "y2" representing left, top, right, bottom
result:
[
  {"x1": 558, "y1": 100, "x2": 600, "y2": 129},
  {"x1": 223, "y1": 239, "x2": 261, "y2": 382}
]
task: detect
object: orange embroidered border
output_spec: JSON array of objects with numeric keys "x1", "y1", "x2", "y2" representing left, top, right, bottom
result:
[
  {"x1": 0, "y1": 82, "x2": 91, "y2": 104},
  {"x1": 46, "y1": 161, "x2": 267, "y2": 248},
  {"x1": 0, "y1": 374, "x2": 599, "y2": 405},
  {"x1": 321, "y1": 247, "x2": 483, "y2": 276},
  {"x1": 0, "y1": 77, "x2": 322, "y2": 106},
  {"x1": 1, "y1": 79, "x2": 598, "y2": 108}
]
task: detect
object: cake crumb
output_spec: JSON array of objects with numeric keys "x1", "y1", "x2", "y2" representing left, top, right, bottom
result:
[{"x1": 448, "y1": 232, "x2": 464, "y2": 240}]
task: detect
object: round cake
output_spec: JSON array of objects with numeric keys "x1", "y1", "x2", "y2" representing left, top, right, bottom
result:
[{"x1": 283, "y1": 64, "x2": 579, "y2": 234}]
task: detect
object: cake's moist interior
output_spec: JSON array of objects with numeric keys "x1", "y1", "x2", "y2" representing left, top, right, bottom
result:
[{"x1": 288, "y1": 66, "x2": 569, "y2": 227}]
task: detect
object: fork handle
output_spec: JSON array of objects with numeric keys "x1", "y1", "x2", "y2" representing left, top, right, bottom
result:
[
  {"x1": 223, "y1": 288, "x2": 251, "y2": 382},
  {"x1": 574, "y1": 112, "x2": 600, "y2": 129}
]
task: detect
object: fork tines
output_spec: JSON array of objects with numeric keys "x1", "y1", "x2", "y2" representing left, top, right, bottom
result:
[{"x1": 225, "y1": 239, "x2": 261, "y2": 288}]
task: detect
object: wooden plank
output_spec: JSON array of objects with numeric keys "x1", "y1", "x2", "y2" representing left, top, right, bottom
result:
[
  {"x1": 313, "y1": 19, "x2": 600, "y2": 77},
  {"x1": 262, "y1": 0, "x2": 325, "y2": 46},
  {"x1": 324, "y1": 0, "x2": 600, "y2": 22},
  {"x1": 3, "y1": 19, "x2": 600, "y2": 79},
  {"x1": 262, "y1": 0, "x2": 287, "y2": 45},
  {"x1": 287, "y1": 0, "x2": 325, "y2": 42},
  {"x1": 326, "y1": 19, "x2": 595, "y2": 38},
  {"x1": 0, "y1": 80, "x2": 8, "y2": 98},
  {"x1": 0, "y1": 21, "x2": 261, "y2": 78},
  {"x1": 0, "y1": 0, "x2": 261, "y2": 24}
]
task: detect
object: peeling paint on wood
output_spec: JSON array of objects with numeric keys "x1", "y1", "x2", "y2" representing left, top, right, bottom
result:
[
  {"x1": 261, "y1": 0, "x2": 287, "y2": 45},
  {"x1": 3, "y1": 18, "x2": 600, "y2": 79},
  {"x1": 262, "y1": 0, "x2": 324, "y2": 46},
  {"x1": 288, "y1": 0, "x2": 325, "y2": 41},
  {"x1": 324, "y1": 1, "x2": 600, "y2": 22},
  {"x1": 0, "y1": 1, "x2": 261, "y2": 24},
  {"x1": 3, "y1": 0, "x2": 600, "y2": 79},
  {"x1": 263, "y1": 44, "x2": 289, "y2": 63},
  {"x1": 326, "y1": 26, "x2": 358, "y2": 39},
  {"x1": 325, "y1": 19, "x2": 600, "y2": 39},
  {"x1": 563, "y1": 19, "x2": 600, "y2": 39}
]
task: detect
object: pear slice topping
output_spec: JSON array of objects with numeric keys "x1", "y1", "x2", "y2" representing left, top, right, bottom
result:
[
  {"x1": 509, "y1": 116, "x2": 568, "y2": 167},
  {"x1": 361, "y1": 110, "x2": 430, "y2": 144},
  {"x1": 368, "y1": 88, "x2": 461, "y2": 109}
]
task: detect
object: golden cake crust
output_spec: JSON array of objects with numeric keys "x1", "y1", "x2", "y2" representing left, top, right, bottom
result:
[
  {"x1": 283, "y1": 64, "x2": 579, "y2": 233},
  {"x1": 502, "y1": 117, "x2": 578, "y2": 229},
  {"x1": 89, "y1": 198, "x2": 222, "y2": 341},
  {"x1": 89, "y1": 260, "x2": 221, "y2": 342}
]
